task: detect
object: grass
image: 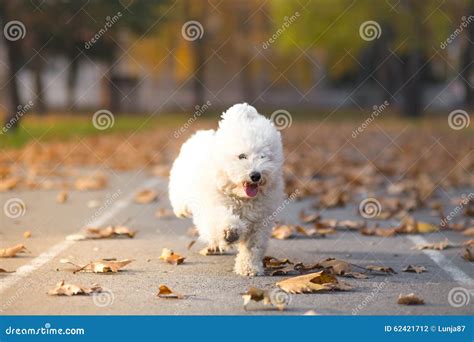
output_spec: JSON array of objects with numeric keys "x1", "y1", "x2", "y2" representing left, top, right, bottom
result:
[
  {"x1": 0, "y1": 110, "x2": 468, "y2": 149},
  {"x1": 0, "y1": 112, "x2": 193, "y2": 149}
]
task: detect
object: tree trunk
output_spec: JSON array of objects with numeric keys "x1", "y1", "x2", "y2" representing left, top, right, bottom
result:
[
  {"x1": 33, "y1": 55, "x2": 46, "y2": 114},
  {"x1": 461, "y1": 6, "x2": 474, "y2": 108},
  {"x1": 0, "y1": 1, "x2": 23, "y2": 130},
  {"x1": 66, "y1": 56, "x2": 79, "y2": 110}
]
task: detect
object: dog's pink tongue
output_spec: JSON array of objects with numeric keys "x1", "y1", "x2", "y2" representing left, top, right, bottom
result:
[{"x1": 245, "y1": 183, "x2": 259, "y2": 197}]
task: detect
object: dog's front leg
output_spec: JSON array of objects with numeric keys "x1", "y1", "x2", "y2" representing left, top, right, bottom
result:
[{"x1": 234, "y1": 226, "x2": 269, "y2": 276}]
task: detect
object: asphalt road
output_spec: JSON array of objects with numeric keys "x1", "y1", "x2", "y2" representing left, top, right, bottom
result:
[{"x1": 0, "y1": 170, "x2": 473, "y2": 315}]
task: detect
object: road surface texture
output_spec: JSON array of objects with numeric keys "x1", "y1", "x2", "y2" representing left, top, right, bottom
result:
[{"x1": 1, "y1": 169, "x2": 472, "y2": 315}]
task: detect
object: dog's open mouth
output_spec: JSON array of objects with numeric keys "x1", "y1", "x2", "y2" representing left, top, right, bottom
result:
[{"x1": 243, "y1": 182, "x2": 259, "y2": 197}]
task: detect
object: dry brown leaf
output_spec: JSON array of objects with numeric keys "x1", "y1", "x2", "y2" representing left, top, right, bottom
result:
[
  {"x1": 0, "y1": 268, "x2": 14, "y2": 273},
  {"x1": 134, "y1": 189, "x2": 158, "y2": 204},
  {"x1": 462, "y1": 227, "x2": 474, "y2": 237},
  {"x1": 23, "y1": 231, "x2": 32, "y2": 239},
  {"x1": 402, "y1": 265, "x2": 427, "y2": 273},
  {"x1": 263, "y1": 256, "x2": 293, "y2": 270},
  {"x1": 366, "y1": 265, "x2": 396, "y2": 274},
  {"x1": 187, "y1": 240, "x2": 196, "y2": 250},
  {"x1": 277, "y1": 270, "x2": 352, "y2": 294},
  {"x1": 0, "y1": 177, "x2": 20, "y2": 191},
  {"x1": 337, "y1": 220, "x2": 365, "y2": 230},
  {"x1": 48, "y1": 280, "x2": 102, "y2": 296},
  {"x1": 397, "y1": 216, "x2": 438, "y2": 234},
  {"x1": 463, "y1": 239, "x2": 474, "y2": 246},
  {"x1": 462, "y1": 246, "x2": 474, "y2": 261},
  {"x1": 360, "y1": 227, "x2": 398, "y2": 237},
  {"x1": 64, "y1": 259, "x2": 133, "y2": 273},
  {"x1": 412, "y1": 239, "x2": 454, "y2": 250},
  {"x1": 465, "y1": 199, "x2": 474, "y2": 217},
  {"x1": 0, "y1": 244, "x2": 29, "y2": 258},
  {"x1": 159, "y1": 248, "x2": 185, "y2": 265},
  {"x1": 271, "y1": 225, "x2": 294, "y2": 240},
  {"x1": 397, "y1": 293, "x2": 424, "y2": 305},
  {"x1": 86, "y1": 225, "x2": 136, "y2": 239},
  {"x1": 74, "y1": 174, "x2": 107, "y2": 191},
  {"x1": 155, "y1": 208, "x2": 173, "y2": 218},
  {"x1": 157, "y1": 285, "x2": 184, "y2": 299},
  {"x1": 299, "y1": 210, "x2": 320, "y2": 223},
  {"x1": 317, "y1": 188, "x2": 348, "y2": 208},
  {"x1": 56, "y1": 191, "x2": 68, "y2": 203}
]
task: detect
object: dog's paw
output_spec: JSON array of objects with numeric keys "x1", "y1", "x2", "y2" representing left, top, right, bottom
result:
[{"x1": 234, "y1": 255, "x2": 263, "y2": 277}]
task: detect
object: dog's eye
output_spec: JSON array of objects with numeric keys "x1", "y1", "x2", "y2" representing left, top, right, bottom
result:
[
  {"x1": 238, "y1": 153, "x2": 247, "y2": 160},
  {"x1": 260, "y1": 155, "x2": 265, "y2": 159}
]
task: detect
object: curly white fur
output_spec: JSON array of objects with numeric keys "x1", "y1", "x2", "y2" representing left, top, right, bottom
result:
[{"x1": 169, "y1": 103, "x2": 284, "y2": 276}]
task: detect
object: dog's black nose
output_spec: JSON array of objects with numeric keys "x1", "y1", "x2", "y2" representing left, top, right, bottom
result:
[{"x1": 250, "y1": 172, "x2": 261, "y2": 182}]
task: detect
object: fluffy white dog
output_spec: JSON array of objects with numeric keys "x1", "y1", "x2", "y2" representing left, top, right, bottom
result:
[{"x1": 169, "y1": 103, "x2": 284, "y2": 276}]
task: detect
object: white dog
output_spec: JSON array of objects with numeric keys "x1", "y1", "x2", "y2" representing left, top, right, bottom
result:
[{"x1": 169, "y1": 103, "x2": 284, "y2": 276}]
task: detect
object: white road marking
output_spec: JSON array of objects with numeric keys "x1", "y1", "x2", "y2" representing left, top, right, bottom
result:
[
  {"x1": 0, "y1": 178, "x2": 162, "y2": 295},
  {"x1": 407, "y1": 235, "x2": 474, "y2": 288}
]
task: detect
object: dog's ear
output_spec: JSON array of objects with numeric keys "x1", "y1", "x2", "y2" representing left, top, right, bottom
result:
[{"x1": 220, "y1": 103, "x2": 259, "y2": 124}]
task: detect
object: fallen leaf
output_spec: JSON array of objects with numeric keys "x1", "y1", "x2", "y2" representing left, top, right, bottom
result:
[
  {"x1": 462, "y1": 246, "x2": 474, "y2": 261},
  {"x1": 463, "y1": 239, "x2": 474, "y2": 246},
  {"x1": 0, "y1": 244, "x2": 29, "y2": 258},
  {"x1": 155, "y1": 208, "x2": 173, "y2": 218},
  {"x1": 48, "y1": 280, "x2": 102, "y2": 296},
  {"x1": 263, "y1": 256, "x2": 293, "y2": 270},
  {"x1": 86, "y1": 226, "x2": 136, "y2": 239},
  {"x1": 299, "y1": 210, "x2": 320, "y2": 223},
  {"x1": 277, "y1": 270, "x2": 352, "y2": 294},
  {"x1": 242, "y1": 287, "x2": 270, "y2": 307},
  {"x1": 462, "y1": 227, "x2": 474, "y2": 237},
  {"x1": 187, "y1": 240, "x2": 196, "y2": 250},
  {"x1": 366, "y1": 265, "x2": 396, "y2": 274},
  {"x1": 0, "y1": 177, "x2": 19, "y2": 191},
  {"x1": 23, "y1": 231, "x2": 32, "y2": 239},
  {"x1": 402, "y1": 265, "x2": 427, "y2": 273},
  {"x1": 412, "y1": 239, "x2": 454, "y2": 250},
  {"x1": 56, "y1": 191, "x2": 68, "y2": 203},
  {"x1": 415, "y1": 221, "x2": 439, "y2": 234},
  {"x1": 159, "y1": 248, "x2": 185, "y2": 265},
  {"x1": 157, "y1": 285, "x2": 184, "y2": 299},
  {"x1": 0, "y1": 268, "x2": 14, "y2": 273},
  {"x1": 360, "y1": 226, "x2": 398, "y2": 237},
  {"x1": 64, "y1": 259, "x2": 133, "y2": 273},
  {"x1": 134, "y1": 189, "x2": 157, "y2": 204},
  {"x1": 66, "y1": 234, "x2": 87, "y2": 241},
  {"x1": 271, "y1": 225, "x2": 294, "y2": 240},
  {"x1": 397, "y1": 293, "x2": 424, "y2": 305},
  {"x1": 337, "y1": 220, "x2": 365, "y2": 230},
  {"x1": 75, "y1": 174, "x2": 107, "y2": 191}
]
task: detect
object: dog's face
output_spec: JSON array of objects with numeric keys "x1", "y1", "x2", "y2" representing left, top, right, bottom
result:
[{"x1": 213, "y1": 105, "x2": 283, "y2": 199}]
